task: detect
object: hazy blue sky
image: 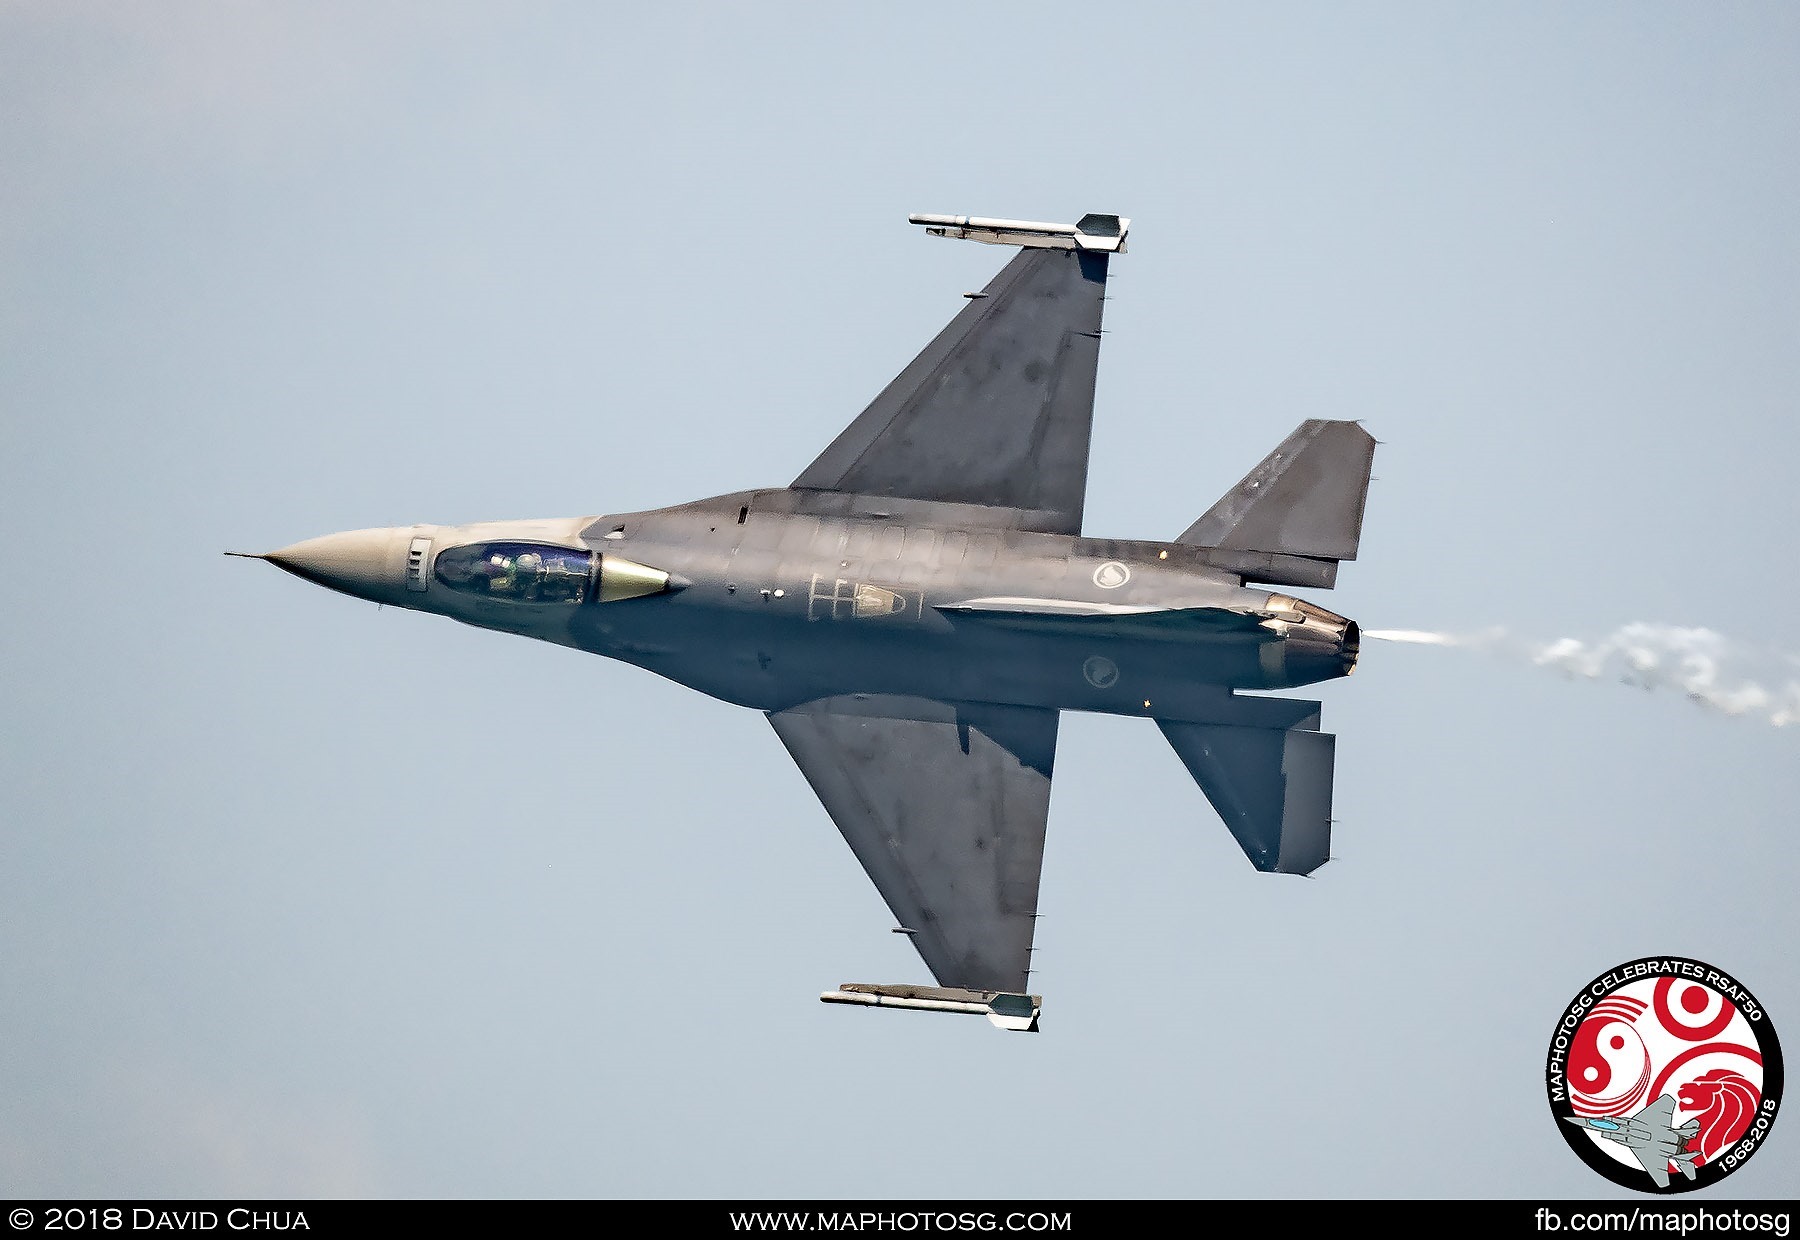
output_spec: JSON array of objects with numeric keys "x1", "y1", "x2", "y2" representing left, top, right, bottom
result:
[{"x1": 3, "y1": 3, "x2": 1796, "y2": 1199}]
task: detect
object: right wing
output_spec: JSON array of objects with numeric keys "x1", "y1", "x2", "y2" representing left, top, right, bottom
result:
[
  {"x1": 1631, "y1": 1147, "x2": 1673, "y2": 1190},
  {"x1": 768, "y1": 695, "x2": 1058, "y2": 995}
]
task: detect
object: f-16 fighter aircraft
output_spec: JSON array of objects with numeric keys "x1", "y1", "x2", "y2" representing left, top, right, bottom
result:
[
  {"x1": 240, "y1": 212, "x2": 1376, "y2": 1032},
  {"x1": 1565, "y1": 1096, "x2": 1703, "y2": 1188}
]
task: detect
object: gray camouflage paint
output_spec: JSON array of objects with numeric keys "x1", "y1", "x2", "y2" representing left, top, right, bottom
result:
[{"x1": 246, "y1": 233, "x2": 1373, "y2": 1012}]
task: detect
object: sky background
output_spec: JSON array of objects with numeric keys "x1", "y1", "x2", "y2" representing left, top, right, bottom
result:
[{"x1": 3, "y1": 2, "x2": 1797, "y2": 1200}]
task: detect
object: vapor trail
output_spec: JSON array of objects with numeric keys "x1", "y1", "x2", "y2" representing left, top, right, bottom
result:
[{"x1": 1365, "y1": 623, "x2": 1800, "y2": 728}]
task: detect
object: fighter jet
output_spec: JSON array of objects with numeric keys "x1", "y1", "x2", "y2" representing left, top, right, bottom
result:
[
  {"x1": 241, "y1": 212, "x2": 1374, "y2": 1032},
  {"x1": 1565, "y1": 1096, "x2": 1702, "y2": 1188}
]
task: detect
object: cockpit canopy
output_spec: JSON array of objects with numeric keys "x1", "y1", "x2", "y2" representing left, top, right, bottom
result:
[{"x1": 434, "y1": 542, "x2": 594, "y2": 604}]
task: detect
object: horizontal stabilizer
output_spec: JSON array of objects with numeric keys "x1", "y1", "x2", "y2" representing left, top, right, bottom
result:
[
  {"x1": 1179, "y1": 421, "x2": 1376, "y2": 586},
  {"x1": 1158, "y1": 715, "x2": 1335, "y2": 874}
]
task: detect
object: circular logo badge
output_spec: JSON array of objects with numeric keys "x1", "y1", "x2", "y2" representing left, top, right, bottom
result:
[
  {"x1": 1093, "y1": 561, "x2": 1130, "y2": 590},
  {"x1": 1545, "y1": 957, "x2": 1782, "y2": 1193},
  {"x1": 1082, "y1": 655, "x2": 1119, "y2": 688}
]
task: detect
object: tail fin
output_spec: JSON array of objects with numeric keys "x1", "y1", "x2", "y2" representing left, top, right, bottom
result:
[
  {"x1": 1158, "y1": 706, "x2": 1335, "y2": 875},
  {"x1": 1179, "y1": 420, "x2": 1375, "y2": 589}
]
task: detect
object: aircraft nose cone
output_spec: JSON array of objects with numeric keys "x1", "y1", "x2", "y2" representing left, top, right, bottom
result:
[{"x1": 264, "y1": 527, "x2": 410, "y2": 604}]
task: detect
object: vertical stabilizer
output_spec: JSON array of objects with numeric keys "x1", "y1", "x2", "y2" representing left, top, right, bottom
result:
[{"x1": 1178, "y1": 420, "x2": 1375, "y2": 589}]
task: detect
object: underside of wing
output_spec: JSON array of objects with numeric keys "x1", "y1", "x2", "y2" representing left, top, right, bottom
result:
[
  {"x1": 767, "y1": 695, "x2": 1058, "y2": 994},
  {"x1": 791, "y1": 244, "x2": 1112, "y2": 534}
]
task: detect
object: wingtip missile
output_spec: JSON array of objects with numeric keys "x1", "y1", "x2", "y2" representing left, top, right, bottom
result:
[
  {"x1": 908, "y1": 212, "x2": 1129, "y2": 253},
  {"x1": 821, "y1": 983, "x2": 1042, "y2": 1032}
]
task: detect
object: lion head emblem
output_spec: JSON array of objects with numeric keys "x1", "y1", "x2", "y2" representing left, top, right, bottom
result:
[{"x1": 1677, "y1": 1069, "x2": 1760, "y2": 1164}]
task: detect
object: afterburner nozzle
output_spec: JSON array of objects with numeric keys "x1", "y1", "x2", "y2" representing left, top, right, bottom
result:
[{"x1": 1260, "y1": 595, "x2": 1360, "y2": 680}]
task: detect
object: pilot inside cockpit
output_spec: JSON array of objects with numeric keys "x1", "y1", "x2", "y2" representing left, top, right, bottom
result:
[{"x1": 434, "y1": 542, "x2": 592, "y2": 603}]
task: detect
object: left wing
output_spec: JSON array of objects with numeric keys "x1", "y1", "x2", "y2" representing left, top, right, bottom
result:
[
  {"x1": 767, "y1": 695, "x2": 1058, "y2": 996},
  {"x1": 790, "y1": 213, "x2": 1125, "y2": 535},
  {"x1": 1637, "y1": 1095, "x2": 1677, "y2": 1127}
]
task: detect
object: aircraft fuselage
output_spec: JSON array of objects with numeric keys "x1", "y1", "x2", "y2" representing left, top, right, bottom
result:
[{"x1": 265, "y1": 488, "x2": 1358, "y2": 727}]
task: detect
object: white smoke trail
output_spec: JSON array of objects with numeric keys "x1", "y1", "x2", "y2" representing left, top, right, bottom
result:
[
  {"x1": 1361, "y1": 629, "x2": 1456, "y2": 646},
  {"x1": 1365, "y1": 623, "x2": 1800, "y2": 728}
]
